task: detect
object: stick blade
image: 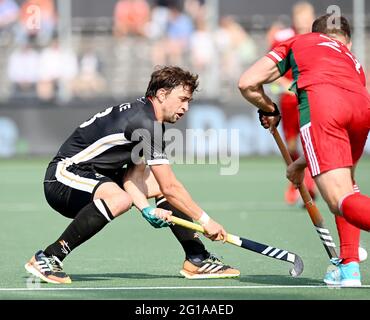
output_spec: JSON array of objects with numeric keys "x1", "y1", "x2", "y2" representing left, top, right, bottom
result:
[{"x1": 289, "y1": 254, "x2": 304, "y2": 277}]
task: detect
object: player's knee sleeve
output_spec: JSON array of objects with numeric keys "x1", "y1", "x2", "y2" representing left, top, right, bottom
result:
[{"x1": 94, "y1": 199, "x2": 115, "y2": 222}]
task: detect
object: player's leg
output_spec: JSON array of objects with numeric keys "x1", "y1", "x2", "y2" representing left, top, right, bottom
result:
[
  {"x1": 335, "y1": 171, "x2": 363, "y2": 267},
  {"x1": 314, "y1": 168, "x2": 365, "y2": 286},
  {"x1": 25, "y1": 164, "x2": 132, "y2": 284},
  {"x1": 124, "y1": 163, "x2": 240, "y2": 279},
  {"x1": 43, "y1": 183, "x2": 132, "y2": 262},
  {"x1": 300, "y1": 85, "x2": 370, "y2": 286}
]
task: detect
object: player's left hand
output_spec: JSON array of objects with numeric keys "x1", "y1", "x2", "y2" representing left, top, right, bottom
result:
[{"x1": 141, "y1": 207, "x2": 172, "y2": 228}]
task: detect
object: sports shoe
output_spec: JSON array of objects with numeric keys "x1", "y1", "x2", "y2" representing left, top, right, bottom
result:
[
  {"x1": 180, "y1": 253, "x2": 240, "y2": 279},
  {"x1": 284, "y1": 183, "x2": 300, "y2": 205},
  {"x1": 25, "y1": 250, "x2": 72, "y2": 284},
  {"x1": 323, "y1": 262, "x2": 361, "y2": 287}
]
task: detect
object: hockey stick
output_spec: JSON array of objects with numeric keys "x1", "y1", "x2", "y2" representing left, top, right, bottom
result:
[
  {"x1": 171, "y1": 216, "x2": 304, "y2": 277},
  {"x1": 271, "y1": 129, "x2": 340, "y2": 264}
]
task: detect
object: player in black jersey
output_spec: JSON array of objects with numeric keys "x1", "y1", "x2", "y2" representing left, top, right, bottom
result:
[{"x1": 25, "y1": 66, "x2": 240, "y2": 283}]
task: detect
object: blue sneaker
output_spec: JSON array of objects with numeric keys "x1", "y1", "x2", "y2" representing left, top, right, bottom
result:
[
  {"x1": 25, "y1": 250, "x2": 72, "y2": 284},
  {"x1": 324, "y1": 262, "x2": 361, "y2": 287}
]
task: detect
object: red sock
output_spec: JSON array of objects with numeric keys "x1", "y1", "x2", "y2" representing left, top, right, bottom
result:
[
  {"x1": 341, "y1": 193, "x2": 370, "y2": 231},
  {"x1": 335, "y1": 215, "x2": 360, "y2": 264}
]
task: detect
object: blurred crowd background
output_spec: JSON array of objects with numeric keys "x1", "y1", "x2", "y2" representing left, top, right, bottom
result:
[
  {"x1": 0, "y1": 0, "x2": 369, "y2": 157},
  {"x1": 0, "y1": 0, "x2": 368, "y2": 104}
]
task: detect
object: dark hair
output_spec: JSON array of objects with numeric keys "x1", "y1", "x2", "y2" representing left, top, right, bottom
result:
[
  {"x1": 145, "y1": 66, "x2": 199, "y2": 98},
  {"x1": 312, "y1": 14, "x2": 351, "y2": 39}
]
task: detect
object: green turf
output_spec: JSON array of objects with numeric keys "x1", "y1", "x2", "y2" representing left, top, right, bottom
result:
[{"x1": 1, "y1": 157, "x2": 370, "y2": 300}]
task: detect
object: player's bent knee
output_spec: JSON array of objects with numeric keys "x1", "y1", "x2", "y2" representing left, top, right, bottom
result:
[
  {"x1": 327, "y1": 200, "x2": 341, "y2": 215},
  {"x1": 107, "y1": 193, "x2": 133, "y2": 217}
]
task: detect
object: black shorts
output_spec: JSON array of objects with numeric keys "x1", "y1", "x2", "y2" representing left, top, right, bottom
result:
[{"x1": 44, "y1": 161, "x2": 127, "y2": 219}]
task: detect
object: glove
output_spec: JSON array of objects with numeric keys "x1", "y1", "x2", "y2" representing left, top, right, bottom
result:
[
  {"x1": 141, "y1": 207, "x2": 170, "y2": 229},
  {"x1": 257, "y1": 103, "x2": 281, "y2": 128}
]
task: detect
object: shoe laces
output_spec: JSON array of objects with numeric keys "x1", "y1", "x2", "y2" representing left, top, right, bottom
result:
[
  {"x1": 206, "y1": 253, "x2": 224, "y2": 265},
  {"x1": 45, "y1": 255, "x2": 64, "y2": 272}
]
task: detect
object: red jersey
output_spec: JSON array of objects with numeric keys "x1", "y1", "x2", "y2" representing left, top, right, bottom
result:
[
  {"x1": 266, "y1": 32, "x2": 367, "y2": 96},
  {"x1": 270, "y1": 27, "x2": 296, "y2": 81}
]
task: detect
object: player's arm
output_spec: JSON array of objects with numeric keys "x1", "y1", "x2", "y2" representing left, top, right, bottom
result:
[
  {"x1": 123, "y1": 172, "x2": 173, "y2": 226},
  {"x1": 150, "y1": 163, "x2": 227, "y2": 241},
  {"x1": 239, "y1": 56, "x2": 283, "y2": 130},
  {"x1": 238, "y1": 56, "x2": 281, "y2": 112}
]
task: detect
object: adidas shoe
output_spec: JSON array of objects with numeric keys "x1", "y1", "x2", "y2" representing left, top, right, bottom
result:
[
  {"x1": 25, "y1": 250, "x2": 72, "y2": 284},
  {"x1": 324, "y1": 262, "x2": 361, "y2": 287},
  {"x1": 180, "y1": 253, "x2": 240, "y2": 279}
]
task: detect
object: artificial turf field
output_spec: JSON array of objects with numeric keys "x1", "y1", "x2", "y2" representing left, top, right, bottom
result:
[{"x1": 1, "y1": 157, "x2": 370, "y2": 300}]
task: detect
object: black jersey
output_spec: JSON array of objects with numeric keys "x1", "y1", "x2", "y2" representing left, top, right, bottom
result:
[{"x1": 51, "y1": 97, "x2": 169, "y2": 170}]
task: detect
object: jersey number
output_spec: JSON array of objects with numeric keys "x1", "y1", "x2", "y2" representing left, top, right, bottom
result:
[
  {"x1": 80, "y1": 107, "x2": 113, "y2": 128},
  {"x1": 318, "y1": 35, "x2": 361, "y2": 74}
]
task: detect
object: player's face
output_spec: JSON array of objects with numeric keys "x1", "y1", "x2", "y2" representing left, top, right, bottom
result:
[{"x1": 162, "y1": 86, "x2": 193, "y2": 123}]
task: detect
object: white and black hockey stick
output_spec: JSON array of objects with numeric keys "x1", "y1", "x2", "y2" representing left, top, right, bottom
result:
[{"x1": 171, "y1": 216, "x2": 304, "y2": 277}]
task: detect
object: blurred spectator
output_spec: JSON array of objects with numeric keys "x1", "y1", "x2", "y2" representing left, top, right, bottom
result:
[
  {"x1": 0, "y1": 117, "x2": 18, "y2": 157},
  {"x1": 113, "y1": 0, "x2": 150, "y2": 38},
  {"x1": 184, "y1": 0, "x2": 206, "y2": 24},
  {"x1": 189, "y1": 18, "x2": 215, "y2": 72},
  {"x1": 146, "y1": 2, "x2": 170, "y2": 40},
  {"x1": 266, "y1": 21, "x2": 285, "y2": 48},
  {"x1": 215, "y1": 16, "x2": 257, "y2": 80},
  {"x1": 17, "y1": 0, "x2": 57, "y2": 45},
  {"x1": 7, "y1": 37, "x2": 40, "y2": 99},
  {"x1": 292, "y1": 1, "x2": 315, "y2": 35},
  {"x1": 72, "y1": 48, "x2": 107, "y2": 99},
  {"x1": 37, "y1": 37, "x2": 78, "y2": 102},
  {"x1": 152, "y1": 4, "x2": 193, "y2": 66},
  {"x1": 0, "y1": 0, "x2": 19, "y2": 35}
]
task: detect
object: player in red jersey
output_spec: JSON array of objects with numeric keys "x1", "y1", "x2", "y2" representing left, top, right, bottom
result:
[
  {"x1": 239, "y1": 14, "x2": 370, "y2": 287},
  {"x1": 270, "y1": 2, "x2": 317, "y2": 205}
]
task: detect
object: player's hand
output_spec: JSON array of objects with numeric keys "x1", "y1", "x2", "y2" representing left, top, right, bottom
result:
[
  {"x1": 141, "y1": 207, "x2": 172, "y2": 228},
  {"x1": 258, "y1": 103, "x2": 281, "y2": 131},
  {"x1": 202, "y1": 219, "x2": 227, "y2": 242},
  {"x1": 286, "y1": 161, "x2": 305, "y2": 189},
  {"x1": 152, "y1": 208, "x2": 172, "y2": 223}
]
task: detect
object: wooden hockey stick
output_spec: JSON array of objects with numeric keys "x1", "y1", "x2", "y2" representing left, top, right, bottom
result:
[{"x1": 271, "y1": 129, "x2": 340, "y2": 264}]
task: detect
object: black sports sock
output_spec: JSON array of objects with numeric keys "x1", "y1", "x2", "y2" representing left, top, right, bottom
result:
[
  {"x1": 44, "y1": 199, "x2": 114, "y2": 261},
  {"x1": 156, "y1": 196, "x2": 209, "y2": 261}
]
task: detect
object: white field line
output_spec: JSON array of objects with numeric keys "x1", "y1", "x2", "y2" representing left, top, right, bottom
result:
[{"x1": 1, "y1": 285, "x2": 370, "y2": 291}]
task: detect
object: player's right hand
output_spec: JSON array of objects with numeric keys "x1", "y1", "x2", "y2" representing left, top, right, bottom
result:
[
  {"x1": 258, "y1": 103, "x2": 281, "y2": 130},
  {"x1": 286, "y1": 160, "x2": 305, "y2": 189},
  {"x1": 203, "y1": 219, "x2": 227, "y2": 242},
  {"x1": 152, "y1": 207, "x2": 172, "y2": 223}
]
